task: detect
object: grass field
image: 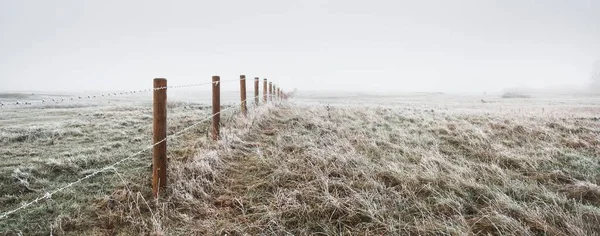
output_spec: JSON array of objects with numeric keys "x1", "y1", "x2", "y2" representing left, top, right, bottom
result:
[{"x1": 1, "y1": 92, "x2": 599, "y2": 235}]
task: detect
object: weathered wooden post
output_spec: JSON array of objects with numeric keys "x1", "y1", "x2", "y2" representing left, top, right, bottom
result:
[
  {"x1": 269, "y1": 82, "x2": 273, "y2": 102},
  {"x1": 153, "y1": 78, "x2": 167, "y2": 198},
  {"x1": 254, "y1": 77, "x2": 259, "y2": 106},
  {"x1": 240, "y1": 75, "x2": 247, "y2": 116},
  {"x1": 212, "y1": 75, "x2": 220, "y2": 141},
  {"x1": 263, "y1": 78, "x2": 268, "y2": 102}
]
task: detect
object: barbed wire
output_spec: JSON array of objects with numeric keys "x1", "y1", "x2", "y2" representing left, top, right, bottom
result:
[
  {"x1": 0, "y1": 99, "x2": 250, "y2": 220},
  {"x1": 0, "y1": 90, "x2": 148, "y2": 108},
  {"x1": 0, "y1": 80, "x2": 242, "y2": 108},
  {"x1": 0, "y1": 95, "x2": 264, "y2": 221}
]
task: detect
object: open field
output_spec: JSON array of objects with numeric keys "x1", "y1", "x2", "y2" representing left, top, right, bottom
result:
[
  {"x1": 0, "y1": 91, "x2": 245, "y2": 235},
  {"x1": 1, "y1": 92, "x2": 600, "y2": 235}
]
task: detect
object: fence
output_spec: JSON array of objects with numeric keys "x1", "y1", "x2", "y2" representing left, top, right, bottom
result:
[{"x1": 0, "y1": 75, "x2": 290, "y2": 221}]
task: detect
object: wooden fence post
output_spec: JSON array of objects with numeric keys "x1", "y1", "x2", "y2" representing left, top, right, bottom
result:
[
  {"x1": 269, "y1": 82, "x2": 273, "y2": 102},
  {"x1": 240, "y1": 75, "x2": 247, "y2": 116},
  {"x1": 263, "y1": 79, "x2": 268, "y2": 102},
  {"x1": 153, "y1": 78, "x2": 167, "y2": 198},
  {"x1": 212, "y1": 75, "x2": 220, "y2": 141},
  {"x1": 254, "y1": 77, "x2": 259, "y2": 106}
]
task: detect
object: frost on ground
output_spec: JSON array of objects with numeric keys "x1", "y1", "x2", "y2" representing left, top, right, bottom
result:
[
  {"x1": 1, "y1": 94, "x2": 600, "y2": 235},
  {"x1": 0, "y1": 98, "x2": 216, "y2": 235}
]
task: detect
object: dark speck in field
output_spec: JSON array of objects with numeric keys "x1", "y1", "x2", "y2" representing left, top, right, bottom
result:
[
  {"x1": 12, "y1": 135, "x2": 27, "y2": 143},
  {"x1": 304, "y1": 123, "x2": 316, "y2": 130}
]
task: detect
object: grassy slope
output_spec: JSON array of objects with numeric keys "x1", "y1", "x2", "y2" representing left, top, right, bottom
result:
[
  {"x1": 88, "y1": 103, "x2": 600, "y2": 235},
  {"x1": 2, "y1": 101, "x2": 600, "y2": 235}
]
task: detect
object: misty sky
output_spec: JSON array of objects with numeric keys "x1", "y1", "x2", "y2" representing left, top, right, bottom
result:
[{"x1": 1, "y1": 0, "x2": 599, "y2": 93}]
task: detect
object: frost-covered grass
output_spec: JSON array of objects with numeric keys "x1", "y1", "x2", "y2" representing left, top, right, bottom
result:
[
  {"x1": 0, "y1": 97, "x2": 220, "y2": 235},
  {"x1": 1, "y1": 92, "x2": 600, "y2": 235}
]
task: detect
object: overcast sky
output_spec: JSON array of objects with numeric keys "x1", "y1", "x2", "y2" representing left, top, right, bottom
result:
[{"x1": 1, "y1": 0, "x2": 598, "y2": 93}]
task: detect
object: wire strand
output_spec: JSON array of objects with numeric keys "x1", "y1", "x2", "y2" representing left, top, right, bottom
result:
[
  {"x1": 0, "y1": 95, "x2": 267, "y2": 220},
  {"x1": 0, "y1": 102, "x2": 241, "y2": 220},
  {"x1": 0, "y1": 80, "x2": 239, "y2": 108}
]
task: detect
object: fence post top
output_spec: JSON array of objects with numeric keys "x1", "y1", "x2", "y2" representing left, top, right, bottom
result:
[
  {"x1": 212, "y1": 75, "x2": 220, "y2": 79},
  {"x1": 240, "y1": 75, "x2": 246, "y2": 78},
  {"x1": 255, "y1": 77, "x2": 259, "y2": 80},
  {"x1": 153, "y1": 78, "x2": 166, "y2": 81}
]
